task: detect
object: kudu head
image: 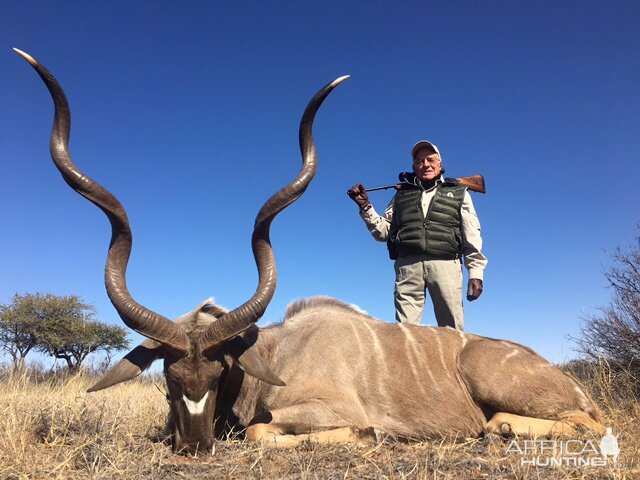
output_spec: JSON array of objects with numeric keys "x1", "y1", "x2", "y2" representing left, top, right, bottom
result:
[{"x1": 15, "y1": 48, "x2": 348, "y2": 455}]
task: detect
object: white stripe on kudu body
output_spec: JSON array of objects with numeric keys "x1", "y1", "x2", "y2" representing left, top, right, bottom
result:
[
  {"x1": 501, "y1": 348, "x2": 520, "y2": 366},
  {"x1": 400, "y1": 324, "x2": 434, "y2": 393},
  {"x1": 183, "y1": 392, "x2": 209, "y2": 415},
  {"x1": 398, "y1": 324, "x2": 420, "y2": 379}
]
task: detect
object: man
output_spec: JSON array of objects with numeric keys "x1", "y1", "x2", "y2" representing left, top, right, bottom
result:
[{"x1": 347, "y1": 140, "x2": 487, "y2": 330}]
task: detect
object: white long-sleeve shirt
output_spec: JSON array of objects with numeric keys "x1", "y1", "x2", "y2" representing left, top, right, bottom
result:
[{"x1": 359, "y1": 183, "x2": 488, "y2": 280}]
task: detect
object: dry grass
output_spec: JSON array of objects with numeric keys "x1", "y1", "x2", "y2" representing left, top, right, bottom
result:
[{"x1": 0, "y1": 366, "x2": 638, "y2": 479}]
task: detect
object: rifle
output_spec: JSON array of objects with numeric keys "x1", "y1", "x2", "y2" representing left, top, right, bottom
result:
[{"x1": 364, "y1": 174, "x2": 486, "y2": 194}]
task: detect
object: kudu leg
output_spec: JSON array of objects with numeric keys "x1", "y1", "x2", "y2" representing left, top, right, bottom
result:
[
  {"x1": 246, "y1": 424, "x2": 375, "y2": 448},
  {"x1": 245, "y1": 403, "x2": 376, "y2": 447},
  {"x1": 485, "y1": 412, "x2": 606, "y2": 437}
]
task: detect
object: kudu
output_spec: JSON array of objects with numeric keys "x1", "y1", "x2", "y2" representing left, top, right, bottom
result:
[{"x1": 16, "y1": 49, "x2": 604, "y2": 455}]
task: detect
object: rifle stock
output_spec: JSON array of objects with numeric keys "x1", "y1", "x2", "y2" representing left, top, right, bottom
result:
[{"x1": 456, "y1": 174, "x2": 485, "y2": 194}]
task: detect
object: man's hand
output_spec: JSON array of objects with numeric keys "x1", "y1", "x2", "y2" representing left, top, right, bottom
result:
[
  {"x1": 467, "y1": 278, "x2": 483, "y2": 301},
  {"x1": 347, "y1": 183, "x2": 370, "y2": 210}
]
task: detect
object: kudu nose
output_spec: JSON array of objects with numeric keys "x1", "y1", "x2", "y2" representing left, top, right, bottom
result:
[{"x1": 176, "y1": 439, "x2": 215, "y2": 456}]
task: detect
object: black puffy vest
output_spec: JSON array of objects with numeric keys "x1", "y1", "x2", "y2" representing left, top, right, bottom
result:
[{"x1": 387, "y1": 179, "x2": 466, "y2": 260}]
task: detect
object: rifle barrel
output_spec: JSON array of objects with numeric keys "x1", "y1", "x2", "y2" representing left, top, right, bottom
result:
[{"x1": 364, "y1": 184, "x2": 398, "y2": 192}]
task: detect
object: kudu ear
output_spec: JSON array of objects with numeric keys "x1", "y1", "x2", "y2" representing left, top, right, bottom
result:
[
  {"x1": 223, "y1": 337, "x2": 285, "y2": 387},
  {"x1": 87, "y1": 339, "x2": 163, "y2": 392}
]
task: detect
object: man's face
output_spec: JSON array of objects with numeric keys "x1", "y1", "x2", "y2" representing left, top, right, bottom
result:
[{"x1": 412, "y1": 147, "x2": 442, "y2": 181}]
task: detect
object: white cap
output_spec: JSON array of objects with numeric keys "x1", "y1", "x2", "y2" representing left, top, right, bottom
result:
[{"x1": 411, "y1": 140, "x2": 441, "y2": 160}]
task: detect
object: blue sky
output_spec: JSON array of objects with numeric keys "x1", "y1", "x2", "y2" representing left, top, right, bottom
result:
[{"x1": 1, "y1": 1, "x2": 638, "y2": 365}]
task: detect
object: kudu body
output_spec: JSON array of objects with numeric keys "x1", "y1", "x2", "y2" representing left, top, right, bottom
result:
[{"x1": 16, "y1": 49, "x2": 604, "y2": 455}]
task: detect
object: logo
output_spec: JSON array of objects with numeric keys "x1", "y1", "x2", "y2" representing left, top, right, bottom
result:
[
  {"x1": 505, "y1": 426, "x2": 622, "y2": 468},
  {"x1": 599, "y1": 427, "x2": 620, "y2": 465},
  {"x1": 446, "y1": 192, "x2": 454, "y2": 198}
]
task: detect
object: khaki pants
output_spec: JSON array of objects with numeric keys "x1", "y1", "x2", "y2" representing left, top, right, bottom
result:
[{"x1": 393, "y1": 256, "x2": 464, "y2": 330}]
